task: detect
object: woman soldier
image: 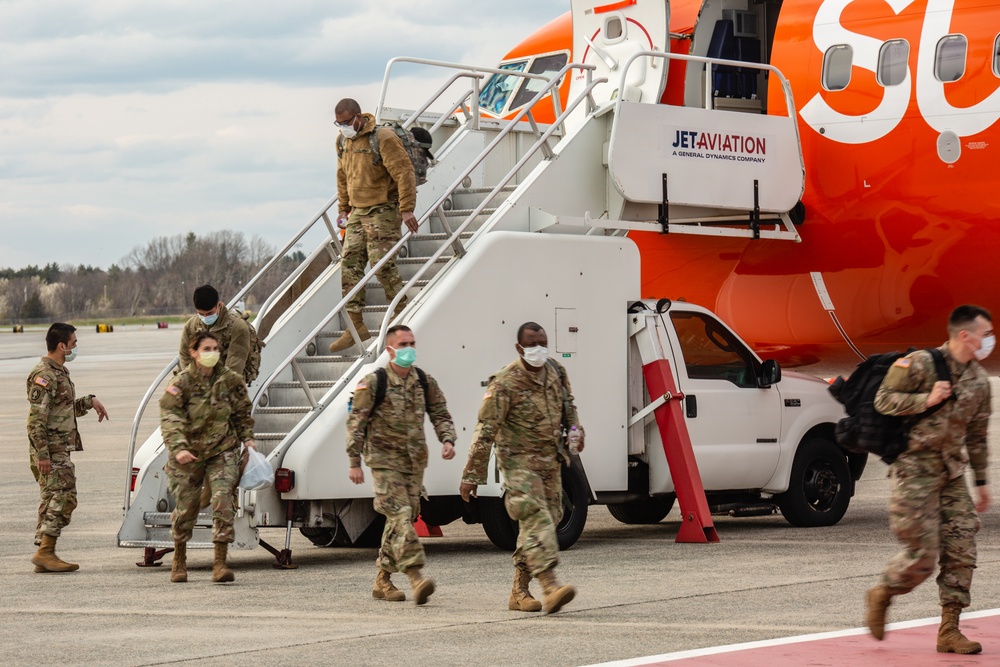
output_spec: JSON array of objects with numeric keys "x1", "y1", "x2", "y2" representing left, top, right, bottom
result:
[{"x1": 160, "y1": 330, "x2": 256, "y2": 583}]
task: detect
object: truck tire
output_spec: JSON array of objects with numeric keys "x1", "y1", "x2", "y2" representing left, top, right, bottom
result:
[
  {"x1": 480, "y1": 463, "x2": 590, "y2": 551},
  {"x1": 607, "y1": 495, "x2": 676, "y2": 524},
  {"x1": 299, "y1": 514, "x2": 386, "y2": 548},
  {"x1": 776, "y1": 436, "x2": 851, "y2": 527}
]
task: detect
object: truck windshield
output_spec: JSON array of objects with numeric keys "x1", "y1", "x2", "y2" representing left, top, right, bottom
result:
[{"x1": 669, "y1": 311, "x2": 758, "y2": 388}]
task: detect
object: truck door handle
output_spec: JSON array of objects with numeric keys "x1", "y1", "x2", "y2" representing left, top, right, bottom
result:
[{"x1": 686, "y1": 395, "x2": 697, "y2": 418}]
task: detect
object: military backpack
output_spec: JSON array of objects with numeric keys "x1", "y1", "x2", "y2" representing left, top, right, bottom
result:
[
  {"x1": 337, "y1": 121, "x2": 434, "y2": 186},
  {"x1": 235, "y1": 310, "x2": 265, "y2": 386},
  {"x1": 828, "y1": 348, "x2": 952, "y2": 464}
]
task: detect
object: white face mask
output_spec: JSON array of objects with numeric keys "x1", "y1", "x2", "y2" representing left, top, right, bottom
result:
[
  {"x1": 198, "y1": 350, "x2": 221, "y2": 368},
  {"x1": 521, "y1": 345, "x2": 548, "y2": 367},
  {"x1": 974, "y1": 334, "x2": 995, "y2": 361},
  {"x1": 339, "y1": 120, "x2": 358, "y2": 139}
]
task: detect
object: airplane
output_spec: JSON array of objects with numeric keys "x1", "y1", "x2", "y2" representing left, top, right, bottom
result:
[{"x1": 475, "y1": 0, "x2": 1000, "y2": 367}]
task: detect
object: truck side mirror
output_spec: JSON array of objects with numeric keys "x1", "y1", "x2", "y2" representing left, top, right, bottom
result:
[{"x1": 759, "y1": 359, "x2": 781, "y2": 387}]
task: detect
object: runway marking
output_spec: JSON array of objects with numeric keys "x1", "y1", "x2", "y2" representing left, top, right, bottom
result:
[{"x1": 582, "y1": 608, "x2": 1000, "y2": 666}]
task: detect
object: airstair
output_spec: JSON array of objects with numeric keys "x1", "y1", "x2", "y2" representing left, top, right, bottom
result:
[{"x1": 119, "y1": 0, "x2": 807, "y2": 564}]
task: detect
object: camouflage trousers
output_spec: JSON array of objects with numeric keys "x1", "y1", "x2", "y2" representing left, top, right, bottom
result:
[
  {"x1": 341, "y1": 203, "x2": 406, "y2": 314},
  {"x1": 371, "y1": 468, "x2": 426, "y2": 574},
  {"x1": 166, "y1": 448, "x2": 240, "y2": 544},
  {"x1": 503, "y1": 466, "x2": 563, "y2": 577},
  {"x1": 30, "y1": 447, "x2": 77, "y2": 543},
  {"x1": 882, "y1": 454, "x2": 980, "y2": 607}
]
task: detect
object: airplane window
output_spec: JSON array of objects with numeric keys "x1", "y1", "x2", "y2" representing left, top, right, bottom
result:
[
  {"x1": 509, "y1": 53, "x2": 570, "y2": 111},
  {"x1": 669, "y1": 311, "x2": 758, "y2": 388},
  {"x1": 605, "y1": 17, "x2": 624, "y2": 40},
  {"x1": 994, "y1": 35, "x2": 1000, "y2": 77},
  {"x1": 822, "y1": 45, "x2": 853, "y2": 91},
  {"x1": 934, "y1": 34, "x2": 967, "y2": 82},
  {"x1": 478, "y1": 61, "x2": 528, "y2": 116},
  {"x1": 877, "y1": 40, "x2": 909, "y2": 87}
]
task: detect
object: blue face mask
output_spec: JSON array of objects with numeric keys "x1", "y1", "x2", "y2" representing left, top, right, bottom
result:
[
  {"x1": 391, "y1": 346, "x2": 417, "y2": 368},
  {"x1": 199, "y1": 312, "x2": 219, "y2": 326},
  {"x1": 64, "y1": 346, "x2": 77, "y2": 363}
]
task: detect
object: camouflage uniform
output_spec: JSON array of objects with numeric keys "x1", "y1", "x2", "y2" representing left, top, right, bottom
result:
[
  {"x1": 337, "y1": 113, "x2": 416, "y2": 314},
  {"x1": 874, "y1": 344, "x2": 990, "y2": 607},
  {"x1": 462, "y1": 359, "x2": 582, "y2": 577},
  {"x1": 178, "y1": 304, "x2": 252, "y2": 380},
  {"x1": 160, "y1": 363, "x2": 255, "y2": 544},
  {"x1": 26, "y1": 357, "x2": 95, "y2": 544},
  {"x1": 347, "y1": 366, "x2": 455, "y2": 574}
]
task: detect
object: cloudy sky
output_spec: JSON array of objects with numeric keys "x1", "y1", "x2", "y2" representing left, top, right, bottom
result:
[{"x1": 0, "y1": 0, "x2": 568, "y2": 270}]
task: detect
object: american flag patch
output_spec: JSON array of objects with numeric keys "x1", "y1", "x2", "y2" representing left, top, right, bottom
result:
[
  {"x1": 894, "y1": 358, "x2": 912, "y2": 368},
  {"x1": 166, "y1": 385, "x2": 180, "y2": 396},
  {"x1": 483, "y1": 389, "x2": 492, "y2": 399},
  {"x1": 356, "y1": 380, "x2": 368, "y2": 390},
  {"x1": 34, "y1": 376, "x2": 48, "y2": 387}
]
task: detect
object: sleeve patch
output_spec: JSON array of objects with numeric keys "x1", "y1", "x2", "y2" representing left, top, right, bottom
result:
[
  {"x1": 356, "y1": 380, "x2": 368, "y2": 390},
  {"x1": 34, "y1": 376, "x2": 49, "y2": 387},
  {"x1": 483, "y1": 389, "x2": 492, "y2": 399},
  {"x1": 893, "y1": 358, "x2": 912, "y2": 368},
  {"x1": 165, "y1": 385, "x2": 180, "y2": 396},
  {"x1": 29, "y1": 387, "x2": 44, "y2": 403}
]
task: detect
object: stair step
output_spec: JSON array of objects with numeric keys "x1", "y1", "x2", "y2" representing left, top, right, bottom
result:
[
  {"x1": 120, "y1": 540, "x2": 215, "y2": 549},
  {"x1": 364, "y1": 279, "x2": 429, "y2": 289},
  {"x1": 256, "y1": 406, "x2": 311, "y2": 415},
  {"x1": 396, "y1": 256, "x2": 451, "y2": 265},
  {"x1": 441, "y1": 208, "x2": 498, "y2": 217},
  {"x1": 295, "y1": 354, "x2": 362, "y2": 363},
  {"x1": 256, "y1": 433, "x2": 287, "y2": 442},
  {"x1": 454, "y1": 186, "x2": 516, "y2": 194},
  {"x1": 145, "y1": 511, "x2": 211, "y2": 527},
  {"x1": 409, "y1": 232, "x2": 474, "y2": 241},
  {"x1": 269, "y1": 381, "x2": 337, "y2": 389}
]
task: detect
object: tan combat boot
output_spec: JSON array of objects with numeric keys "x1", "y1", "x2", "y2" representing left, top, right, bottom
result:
[
  {"x1": 866, "y1": 585, "x2": 903, "y2": 640},
  {"x1": 509, "y1": 565, "x2": 542, "y2": 612},
  {"x1": 537, "y1": 567, "x2": 575, "y2": 614},
  {"x1": 31, "y1": 535, "x2": 79, "y2": 573},
  {"x1": 372, "y1": 569, "x2": 406, "y2": 602},
  {"x1": 406, "y1": 567, "x2": 435, "y2": 606},
  {"x1": 212, "y1": 542, "x2": 235, "y2": 583},
  {"x1": 328, "y1": 311, "x2": 370, "y2": 353},
  {"x1": 937, "y1": 603, "x2": 983, "y2": 654},
  {"x1": 171, "y1": 542, "x2": 188, "y2": 583}
]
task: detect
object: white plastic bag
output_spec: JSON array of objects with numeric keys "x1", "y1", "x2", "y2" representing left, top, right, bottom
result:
[{"x1": 239, "y1": 448, "x2": 274, "y2": 491}]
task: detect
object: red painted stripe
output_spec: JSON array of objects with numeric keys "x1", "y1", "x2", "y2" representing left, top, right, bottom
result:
[{"x1": 594, "y1": 0, "x2": 637, "y2": 14}]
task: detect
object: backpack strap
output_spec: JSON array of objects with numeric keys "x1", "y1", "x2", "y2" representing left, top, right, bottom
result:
[
  {"x1": 370, "y1": 126, "x2": 384, "y2": 167},
  {"x1": 545, "y1": 359, "x2": 572, "y2": 463},
  {"x1": 415, "y1": 367, "x2": 431, "y2": 413},
  {"x1": 369, "y1": 366, "x2": 430, "y2": 417},
  {"x1": 921, "y1": 348, "x2": 955, "y2": 418},
  {"x1": 337, "y1": 134, "x2": 346, "y2": 159}
]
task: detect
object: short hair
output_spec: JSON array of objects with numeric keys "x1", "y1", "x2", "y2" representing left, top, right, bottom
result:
[
  {"x1": 948, "y1": 305, "x2": 993, "y2": 336},
  {"x1": 386, "y1": 324, "x2": 413, "y2": 344},
  {"x1": 189, "y1": 330, "x2": 220, "y2": 351},
  {"x1": 516, "y1": 321, "x2": 544, "y2": 344},
  {"x1": 335, "y1": 98, "x2": 362, "y2": 116},
  {"x1": 46, "y1": 323, "x2": 76, "y2": 352},
  {"x1": 193, "y1": 284, "x2": 220, "y2": 311}
]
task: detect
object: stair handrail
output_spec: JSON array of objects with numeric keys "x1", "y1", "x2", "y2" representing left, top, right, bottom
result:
[
  {"x1": 256, "y1": 62, "x2": 601, "y2": 465},
  {"x1": 376, "y1": 73, "x2": 609, "y2": 345}
]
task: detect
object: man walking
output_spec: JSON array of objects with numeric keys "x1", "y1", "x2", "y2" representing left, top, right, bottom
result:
[
  {"x1": 178, "y1": 284, "x2": 253, "y2": 382},
  {"x1": 27, "y1": 323, "x2": 109, "y2": 572},
  {"x1": 347, "y1": 325, "x2": 456, "y2": 604},
  {"x1": 866, "y1": 305, "x2": 992, "y2": 654},
  {"x1": 460, "y1": 322, "x2": 583, "y2": 614},
  {"x1": 328, "y1": 98, "x2": 419, "y2": 353}
]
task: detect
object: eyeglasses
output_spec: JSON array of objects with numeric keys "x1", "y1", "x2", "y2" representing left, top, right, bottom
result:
[{"x1": 334, "y1": 114, "x2": 358, "y2": 129}]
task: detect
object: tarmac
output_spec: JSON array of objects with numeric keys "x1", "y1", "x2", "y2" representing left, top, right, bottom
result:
[{"x1": 1, "y1": 326, "x2": 999, "y2": 666}]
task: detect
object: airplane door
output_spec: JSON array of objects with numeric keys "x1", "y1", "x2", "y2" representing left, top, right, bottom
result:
[
  {"x1": 569, "y1": 0, "x2": 670, "y2": 113},
  {"x1": 664, "y1": 309, "x2": 782, "y2": 490}
]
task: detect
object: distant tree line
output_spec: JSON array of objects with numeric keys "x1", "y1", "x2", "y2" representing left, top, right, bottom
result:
[{"x1": 0, "y1": 231, "x2": 306, "y2": 323}]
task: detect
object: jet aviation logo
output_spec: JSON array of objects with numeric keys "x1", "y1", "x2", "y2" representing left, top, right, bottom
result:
[{"x1": 670, "y1": 129, "x2": 767, "y2": 163}]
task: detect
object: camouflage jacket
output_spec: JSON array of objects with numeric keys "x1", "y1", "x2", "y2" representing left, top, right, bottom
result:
[
  {"x1": 337, "y1": 113, "x2": 417, "y2": 214},
  {"x1": 160, "y1": 362, "x2": 255, "y2": 461},
  {"x1": 347, "y1": 366, "x2": 456, "y2": 474},
  {"x1": 875, "y1": 343, "x2": 990, "y2": 482},
  {"x1": 26, "y1": 357, "x2": 94, "y2": 460},
  {"x1": 462, "y1": 358, "x2": 581, "y2": 485},
  {"x1": 178, "y1": 304, "x2": 251, "y2": 380}
]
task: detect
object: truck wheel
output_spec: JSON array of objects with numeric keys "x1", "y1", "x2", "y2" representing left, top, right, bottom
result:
[
  {"x1": 480, "y1": 463, "x2": 590, "y2": 551},
  {"x1": 777, "y1": 437, "x2": 851, "y2": 527},
  {"x1": 607, "y1": 495, "x2": 676, "y2": 524}
]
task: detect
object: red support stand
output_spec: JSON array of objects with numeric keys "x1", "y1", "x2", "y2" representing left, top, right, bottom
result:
[
  {"x1": 642, "y1": 359, "x2": 720, "y2": 543},
  {"x1": 414, "y1": 517, "x2": 443, "y2": 537}
]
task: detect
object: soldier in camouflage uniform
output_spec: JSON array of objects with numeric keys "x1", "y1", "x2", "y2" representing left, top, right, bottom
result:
[
  {"x1": 328, "y1": 98, "x2": 419, "y2": 354},
  {"x1": 866, "y1": 305, "x2": 992, "y2": 654},
  {"x1": 460, "y1": 322, "x2": 583, "y2": 614},
  {"x1": 27, "y1": 323, "x2": 109, "y2": 573},
  {"x1": 347, "y1": 325, "x2": 456, "y2": 605},
  {"x1": 178, "y1": 284, "x2": 252, "y2": 381},
  {"x1": 160, "y1": 330, "x2": 256, "y2": 584}
]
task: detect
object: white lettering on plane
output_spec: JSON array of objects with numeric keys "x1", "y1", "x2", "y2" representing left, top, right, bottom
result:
[{"x1": 800, "y1": 0, "x2": 1000, "y2": 144}]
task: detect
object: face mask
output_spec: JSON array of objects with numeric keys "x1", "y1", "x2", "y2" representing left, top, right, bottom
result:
[
  {"x1": 521, "y1": 345, "x2": 548, "y2": 367},
  {"x1": 64, "y1": 346, "x2": 77, "y2": 363},
  {"x1": 340, "y1": 121, "x2": 358, "y2": 139},
  {"x1": 390, "y1": 346, "x2": 417, "y2": 368},
  {"x1": 198, "y1": 351, "x2": 221, "y2": 368},
  {"x1": 974, "y1": 334, "x2": 995, "y2": 361},
  {"x1": 199, "y1": 312, "x2": 219, "y2": 326}
]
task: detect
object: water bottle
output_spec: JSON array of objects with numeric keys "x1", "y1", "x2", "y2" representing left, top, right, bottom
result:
[{"x1": 567, "y1": 426, "x2": 581, "y2": 455}]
